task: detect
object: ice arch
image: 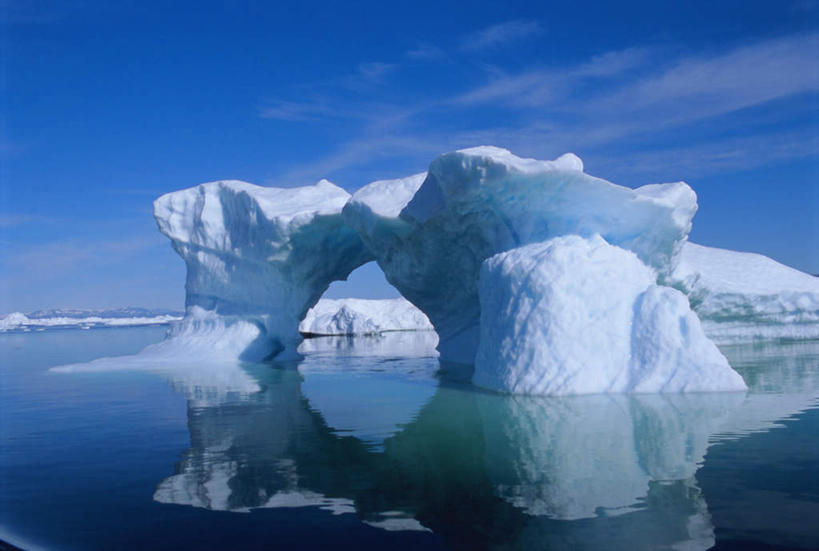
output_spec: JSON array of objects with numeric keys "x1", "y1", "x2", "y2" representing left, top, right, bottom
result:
[
  {"x1": 154, "y1": 147, "x2": 700, "y2": 366},
  {"x1": 153, "y1": 179, "x2": 373, "y2": 360},
  {"x1": 153, "y1": 147, "x2": 809, "y2": 394},
  {"x1": 343, "y1": 147, "x2": 698, "y2": 364}
]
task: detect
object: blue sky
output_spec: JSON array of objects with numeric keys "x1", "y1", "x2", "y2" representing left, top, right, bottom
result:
[{"x1": 1, "y1": 0, "x2": 817, "y2": 313}]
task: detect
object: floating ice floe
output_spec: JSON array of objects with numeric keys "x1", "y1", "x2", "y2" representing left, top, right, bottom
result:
[
  {"x1": 670, "y1": 242, "x2": 819, "y2": 343},
  {"x1": 299, "y1": 297, "x2": 433, "y2": 336},
  {"x1": 0, "y1": 310, "x2": 181, "y2": 332}
]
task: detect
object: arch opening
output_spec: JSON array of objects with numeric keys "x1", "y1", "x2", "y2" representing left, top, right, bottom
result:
[{"x1": 297, "y1": 261, "x2": 438, "y2": 348}]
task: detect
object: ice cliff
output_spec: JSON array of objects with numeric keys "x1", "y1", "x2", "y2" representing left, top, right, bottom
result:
[{"x1": 154, "y1": 179, "x2": 372, "y2": 360}]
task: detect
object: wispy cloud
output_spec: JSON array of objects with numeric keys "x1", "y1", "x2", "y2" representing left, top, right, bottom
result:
[
  {"x1": 274, "y1": 134, "x2": 439, "y2": 187},
  {"x1": 262, "y1": 32, "x2": 819, "y2": 188},
  {"x1": 258, "y1": 99, "x2": 337, "y2": 122},
  {"x1": 0, "y1": 233, "x2": 182, "y2": 312},
  {"x1": 0, "y1": 1, "x2": 133, "y2": 24},
  {"x1": 589, "y1": 127, "x2": 819, "y2": 182},
  {"x1": 339, "y1": 61, "x2": 398, "y2": 92},
  {"x1": 259, "y1": 60, "x2": 400, "y2": 122},
  {"x1": 0, "y1": 214, "x2": 36, "y2": 227},
  {"x1": 356, "y1": 61, "x2": 395, "y2": 82},
  {"x1": 592, "y1": 33, "x2": 819, "y2": 121},
  {"x1": 454, "y1": 47, "x2": 649, "y2": 106},
  {"x1": 455, "y1": 33, "x2": 819, "y2": 139},
  {"x1": 5, "y1": 235, "x2": 167, "y2": 276},
  {"x1": 790, "y1": 0, "x2": 819, "y2": 12},
  {"x1": 460, "y1": 19, "x2": 542, "y2": 52},
  {"x1": 406, "y1": 43, "x2": 446, "y2": 61},
  {"x1": 0, "y1": 0, "x2": 65, "y2": 23}
]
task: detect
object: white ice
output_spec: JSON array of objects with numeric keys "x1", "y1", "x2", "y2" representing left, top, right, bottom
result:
[
  {"x1": 473, "y1": 235, "x2": 747, "y2": 395},
  {"x1": 0, "y1": 311, "x2": 181, "y2": 332},
  {"x1": 144, "y1": 145, "x2": 816, "y2": 395},
  {"x1": 299, "y1": 297, "x2": 433, "y2": 336},
  {"x1": 154, "y1": 179, "x2": 373, "y2": 360},
  {"x1": 344, "y1": 147, "x2": 697, "y2": 364},
  {"x1": 670, "y1": 242, "x2": 819, "y2": 342}
]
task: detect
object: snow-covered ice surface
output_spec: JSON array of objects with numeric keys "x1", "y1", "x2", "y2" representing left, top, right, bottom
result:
[
  {"x1": 344, "y1": 147, "x2": 697, "y2": 364},
  {"x1": 474, "y1": 235, "x2": 747, "y2": 395},
  {"x1": 671, "y1": 242, "x2": 819, "y2": 343},
  {"x1": 154, "y1": 179, "x2": 373, "y2": 360},
  {"x1": 50, "y1": 309, "x2": 264, "y2": 404},
  {"x1": 299, "y1": 297, "x2": 433, "y2": 336}
]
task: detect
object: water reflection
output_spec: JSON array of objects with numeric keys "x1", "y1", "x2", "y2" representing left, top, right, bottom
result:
[
  {"x1": 298, "y1": 331, "x2": 440, "y2": 448},
  {"x1": 477, "y1": 393, "x2": 743, "y2": 521},
  {"x1": 147, "y1": 337, "x2": 819, "y2": 549},
  {"x1": 297, "y1": 330, "x2": 439, "y2": 358},
  {"x1": 55, "y1": 335, "x2": 819, "y2": 549},
  {"x1": 153, "y1": 368, "x2": 358, "y2": 514}
]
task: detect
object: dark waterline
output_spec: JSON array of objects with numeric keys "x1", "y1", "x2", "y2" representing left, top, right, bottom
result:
[{"x1": 1, "y1": 327, "x2": 818, "y2": 550}]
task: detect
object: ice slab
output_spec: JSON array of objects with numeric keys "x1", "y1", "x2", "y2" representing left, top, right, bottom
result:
[{"x1": 671, "y1": 242, "x2": 819, "y2": 342}]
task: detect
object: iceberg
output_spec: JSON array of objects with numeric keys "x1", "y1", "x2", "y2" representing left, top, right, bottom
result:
[
  {"x1": 148, "y1": 145, "x2": 814, "y2": 393},
  {"x1": 473, "y1": 235, "x2": 747, "y2": 395},
  {"x1": 344, "y1": 147, "x2": 697, "y2": 363},
  {"x1": 0, "y1": 312, "x2": 31, "y2": 332},
  {"x1": 154, "y1": 179, "x2": 373, "y2": 360},
  {"x1": 299, "y1": 297, "x2": 433, "y2": 336},
  {"x1": 671, "y1": 242, "x2": 819, "y2": 343}
]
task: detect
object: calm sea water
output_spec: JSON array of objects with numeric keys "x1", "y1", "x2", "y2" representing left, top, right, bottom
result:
[{"x1": 1, "y1": 327, "x2": 818, "y2": 550}]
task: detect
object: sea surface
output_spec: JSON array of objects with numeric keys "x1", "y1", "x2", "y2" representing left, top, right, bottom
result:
[{"x1": 1, "y1": 326, "x2": 818, "y2": 550}]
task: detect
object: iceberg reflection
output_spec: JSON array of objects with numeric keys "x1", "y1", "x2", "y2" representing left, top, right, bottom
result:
[
  {"x1": 476, "y1": 392, "x2": 743, "y2": 521},
  {"x1": 298, "y1": 332, "x2": 440, "y2": 448},
  {"x1": 53, "y1": 336, "x2": 819, "y2": 549}
]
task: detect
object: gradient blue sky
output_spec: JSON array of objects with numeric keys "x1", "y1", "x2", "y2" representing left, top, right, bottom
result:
[{"x1": 1, "y1": 0, "x2": 818, "y2": 313}]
